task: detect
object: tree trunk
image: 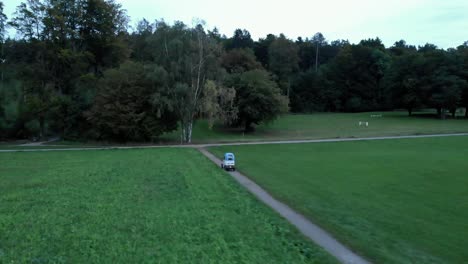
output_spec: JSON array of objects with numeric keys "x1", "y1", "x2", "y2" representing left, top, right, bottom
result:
[
  {"x1": 315, "y1": 42, "x2": 319, "y2": 72},
  {"x1": 438, "y1": 108, "x2": 446, "y2": 120},
  {"x1": 465, "y1": 107, "x2": 468, "y2": 118},
  {"x1": 244, "y1": 120, "x2": 254, "y2": 133},
  {"x1": 180, "y1": 119, "x2": 194, "y2": 144},
  {"x1": 187, "y1": 121, "x2": 193, "y2": 144},
  {"x1": 180, "y1": 126, "x2": 185, "y2": 144},
  {"x1": 39, "y1": 116, "x2": 45, "y2": 140},
  {"x1": 1, "y1": 42, "x2": 4, "y2": 83},
  {"x1": 408, "y1": 108, "x2": 412, "y2": 116},
  {"x1": 450, "y1": 108, "x2": 456, "y2": 118}
]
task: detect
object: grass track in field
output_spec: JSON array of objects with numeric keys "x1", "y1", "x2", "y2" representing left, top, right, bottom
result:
[
  {"x1": 210, "y1": 136, "x2": 468, "y2": 263},
  {"x1": 0, "y1": 148, "x2": 336, "y2": 263},
  {"x1": 161, "y1": 111, "x2": 468, "y2": 143},
  {"x1": 3, "y1": 111, "x2": 468, "y2": 148}
]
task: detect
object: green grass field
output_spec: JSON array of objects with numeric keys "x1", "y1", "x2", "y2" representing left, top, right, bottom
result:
[
  {"x1": 0, "y1": 148, "x2": 335, "y2": 263},
  {"x1": 161, "y1": 112, "x2": 468, "y2": 143},
  {"x1": 210, "y1": 136, "x2": 468, "y2": 263}
]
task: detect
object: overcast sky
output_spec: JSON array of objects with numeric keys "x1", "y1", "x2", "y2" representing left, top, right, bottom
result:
[{"x1": 3, "y1": 0, "x2": 467, "y2": 48}]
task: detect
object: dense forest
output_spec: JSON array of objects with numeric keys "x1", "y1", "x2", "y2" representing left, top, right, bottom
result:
[{"x1": 0, "y1": 0, "x2": 467, "y2": 142}]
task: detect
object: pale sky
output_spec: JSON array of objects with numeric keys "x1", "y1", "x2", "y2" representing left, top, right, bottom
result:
[{"x1": 3, "y1": 0, "x2": 468, "y2": 48}]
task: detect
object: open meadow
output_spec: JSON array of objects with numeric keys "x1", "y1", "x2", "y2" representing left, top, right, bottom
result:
[
  {"x1": 2, "y1": 112, "x2": 467, "y2": 149},
  {"x1": 0, "y1": 148, "x2": 335, "y2": 263},
  {"x1": 210, "y1": 136, "x2": 468, "y2": 263},
  {"x1": 161, "y1": 112, "x2": 468, "y2": 143}
]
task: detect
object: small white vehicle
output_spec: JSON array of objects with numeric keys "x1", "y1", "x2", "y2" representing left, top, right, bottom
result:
[{"x1": 221, "y1": 152, "x2": 235, "y2": 171}]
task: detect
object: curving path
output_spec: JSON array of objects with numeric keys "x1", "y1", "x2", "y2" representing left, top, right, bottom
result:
[
  {"x1": 19, "y1": 137, "x2": 60, "y2": 147},
  {"x1": 199, "y1": 148, "x2": 371, "y2": 264}
]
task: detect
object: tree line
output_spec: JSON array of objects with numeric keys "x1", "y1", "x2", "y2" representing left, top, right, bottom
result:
[{"x1": 0, "y1": 0, "x2": 467, "y2": 142}]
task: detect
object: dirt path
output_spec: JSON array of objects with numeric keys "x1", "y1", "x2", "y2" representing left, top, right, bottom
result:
[
  {"x1": 198, "y1": 148, "x2": 370, "y2": 264},
  {"x1": 197, "y1": 132, "x2": 468, "y2": 147},
  {"x1": 2, "y1": 132, "x2": 467, "y2": 152},
  {"x1": 19, "y1": 137, "x2": 60, "y2": 147}
]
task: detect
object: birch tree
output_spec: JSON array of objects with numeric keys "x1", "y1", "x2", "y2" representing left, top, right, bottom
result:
[
  {"x1": 158, "y1": 22, "x2": 220, "y2": 143},
  {"x1": 0, "y1": 1, "x2": 7, "y2": 83}
]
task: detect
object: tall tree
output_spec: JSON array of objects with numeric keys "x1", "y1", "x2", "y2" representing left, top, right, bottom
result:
[
  {"x1": 322, "y1": 42, "x2": 390, "y2": 112},
  {"x1": 79, "y1": 0, "x2": 129, "y2": 74},
  {"x1": 312, "y1": 32, "x2": 325, "y2": 72},
  {"x1": 416, "y1": 44, "x2": 463, "y2": 118},
  {"x1": 268, "y1": 34, "x2": 299, "y2": 98},
  {"x1": 384, "y1": 51, "x2": 425, "y2": 115},
  {"x1": 232, "y1": 69, "x2": 288, "y2": 131},
  {"x1": 9, "y1": 1, "x2": 52, "y2": 138},
  {"x1": 148, "y1": 21, "x2": 221, "y2": 143},
  {"x1": 177, "y1": 24, "x2": 220, "y2": 143},
  {"x1": 0, "y1": 1, "x2": 7, "y2": 85},
  {"x1": 225, "y1": 28, "x2": 254, "y2": 50},
  {"x1": 86, "y1": 61, "x2": 177, "y2": 141},
  {"x1": 457, "y1": 42, "x2": 468, "y2": 117},
  {"x1": 7, "y1": 0, "x2": 130, "y2": 139},
  {"x1": 296, "y1": 36, "x2": 343, "y2": 72},
  {"x1": 254, "y1": 34, "x2": 276, "y2": 67},
  {"x1": 388, "y1": 40, "x2": 417, "y2": 56},
  {"x1": 130, "y1": 18, "x2": 154, "y2": 62},
  {"x1": 429, "y1": 74, "x2": 464, "y2": 118},
  {"x1": 221, "y1": 48, "x2": 262, "y2": 74},
  {"x1": 0, "y1": 1, "x2": 6, "y2": 41},
  {"x1": 9, "y1": 0, "x2": 46, "y2": 40}
]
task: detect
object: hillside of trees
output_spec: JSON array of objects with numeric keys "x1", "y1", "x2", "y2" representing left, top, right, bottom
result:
[{"x1": 0, "y1": 0, "x2": 467, "y2": 142}]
